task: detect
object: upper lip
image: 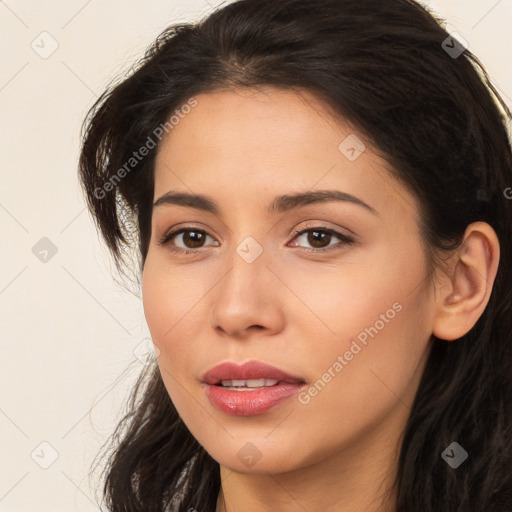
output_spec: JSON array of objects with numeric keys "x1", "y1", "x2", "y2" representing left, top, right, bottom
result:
[{"x1": 202, "y1": 360, "x2": 306, "y2": 385}]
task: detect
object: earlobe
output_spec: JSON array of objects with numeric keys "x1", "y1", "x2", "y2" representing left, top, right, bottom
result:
[{"x1": 432, "y1": 222, "x2": 500, "y2": 341}]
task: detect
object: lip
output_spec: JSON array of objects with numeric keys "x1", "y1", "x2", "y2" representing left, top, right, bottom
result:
[
  {"x1": 201, "y1": 361, "x2": 306, "y2": 416},
  {"x1": 202, "y1": 360, "x2": 305, "y2": 385}
]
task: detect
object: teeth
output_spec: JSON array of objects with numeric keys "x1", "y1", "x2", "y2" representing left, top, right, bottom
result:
[{"x1": 220, "y1": 378, "x2": 279, "y2": 388}]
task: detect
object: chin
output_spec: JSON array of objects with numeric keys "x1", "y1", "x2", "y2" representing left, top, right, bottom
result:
[{"x1": 198, "y1": 432, "x2": 316, "y2": 475}]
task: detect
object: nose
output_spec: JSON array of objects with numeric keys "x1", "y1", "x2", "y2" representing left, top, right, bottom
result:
[{"x1": 209, "y1": 245, "x2": 285, "y2": 340}]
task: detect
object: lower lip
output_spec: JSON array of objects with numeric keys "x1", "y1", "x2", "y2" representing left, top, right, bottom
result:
[{"x1": 204, "y1": 382, "x2": 304, "y2": 416}]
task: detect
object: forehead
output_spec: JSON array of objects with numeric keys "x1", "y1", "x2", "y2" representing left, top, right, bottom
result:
[
  {"x1": 156, "y1": 87, "x2": 346, "y2": 161},
  {"x1": 152, "y1": 87, "x2": 418, "y2": 223}
]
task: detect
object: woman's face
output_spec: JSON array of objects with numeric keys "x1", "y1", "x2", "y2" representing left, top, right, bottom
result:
[{"x1": 142, "y1": 87, "x2": 437, "y2": 474}]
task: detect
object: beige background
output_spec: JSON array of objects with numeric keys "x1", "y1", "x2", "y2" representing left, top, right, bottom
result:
[{"x1": 1, "y1": 1, "x2": 511, "y2": 511}]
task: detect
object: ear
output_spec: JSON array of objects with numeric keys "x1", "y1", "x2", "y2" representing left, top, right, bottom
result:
[{"x1": 432, "y1": 222, "x2": 500, "y2": 341}]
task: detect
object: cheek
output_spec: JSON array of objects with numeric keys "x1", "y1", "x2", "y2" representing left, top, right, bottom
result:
[
  {"x1": 142, "y1": 253, "x2": 208, "y2": 342},
  {"x1": 289, "y1": 295, "x2": 432, "y2": 468},
  {"x1": 275, "y1": 241, "x2": 427, "y2": 354},
  {"x1": 142, "y1": 259, "x2": 173, "y2": 345},
  {"x1": 141, "y1": 256, "x2": 194, "y2": 370},
  {"x1": 288, "y1": 240, "x2": 432, "y2": 395},
  {"x1": 141, "y1": 253, "x2": 218, "y2": 399},
  {"x1": 297, "y1": 265, "x2": 432, "y2": 430},
  {"x1": 141, "y1": 258, "x2": 199, "y2": 420}
]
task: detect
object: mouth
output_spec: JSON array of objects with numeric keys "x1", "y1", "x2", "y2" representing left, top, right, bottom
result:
[
  {"x1": 202, "y1": 360, "x2": 305, "y2": 386},
  {"x1": 201, "y1": 360, "x2": 306, "y2": 415},
  {"x1": 213, "y1": 378, "x2": 283, "y2": 390}
]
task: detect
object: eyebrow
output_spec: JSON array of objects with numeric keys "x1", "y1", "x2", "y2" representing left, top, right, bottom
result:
[{"x1": 152, "y1": 189, "x2": 378, "y2": 215}]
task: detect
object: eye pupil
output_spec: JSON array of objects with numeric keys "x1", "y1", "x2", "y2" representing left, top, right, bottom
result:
[
  {"x1": 308, "y1": 230, "x2": 330, "y2": 248},
  {"x1": 184, "y1": 230, "x2": 205, "y2": 248}
]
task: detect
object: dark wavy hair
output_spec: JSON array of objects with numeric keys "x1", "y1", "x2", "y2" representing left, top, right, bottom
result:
[{"x1": 78, "y1": 0, "x2": 512, "y2": 510}]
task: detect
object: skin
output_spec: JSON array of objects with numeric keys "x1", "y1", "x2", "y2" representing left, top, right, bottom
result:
[{"x1": 141, "y1": 87, "x2": 500, "y2": 512}]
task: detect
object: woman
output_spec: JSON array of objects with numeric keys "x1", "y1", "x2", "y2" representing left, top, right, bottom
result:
[{"x1": 79, "y1": 0, "x2": 512, "y2": 510}]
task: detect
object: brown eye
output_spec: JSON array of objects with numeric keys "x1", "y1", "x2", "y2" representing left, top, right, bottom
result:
[
  {"x1": 178, "y1": 230, "x2": 207, "y2": 248},
  {"x1": 289, "y1": 226, "x2": 355, "y2": 252},
  {"x1": 158, "y1": 228, "x2": 217, "y2": 254},
  {"x1": 305, "y1": 230, "x2": 332, "y2": 248}
]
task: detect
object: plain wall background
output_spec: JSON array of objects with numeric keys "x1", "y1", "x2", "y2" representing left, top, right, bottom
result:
[{"x1": 1, "y1": 1, "x2": 511, "y2": 510}]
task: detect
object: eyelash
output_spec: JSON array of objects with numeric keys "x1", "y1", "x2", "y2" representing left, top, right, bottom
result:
[{"x1": 157, "y1": 224, "x2": 355, "y2": 256}]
